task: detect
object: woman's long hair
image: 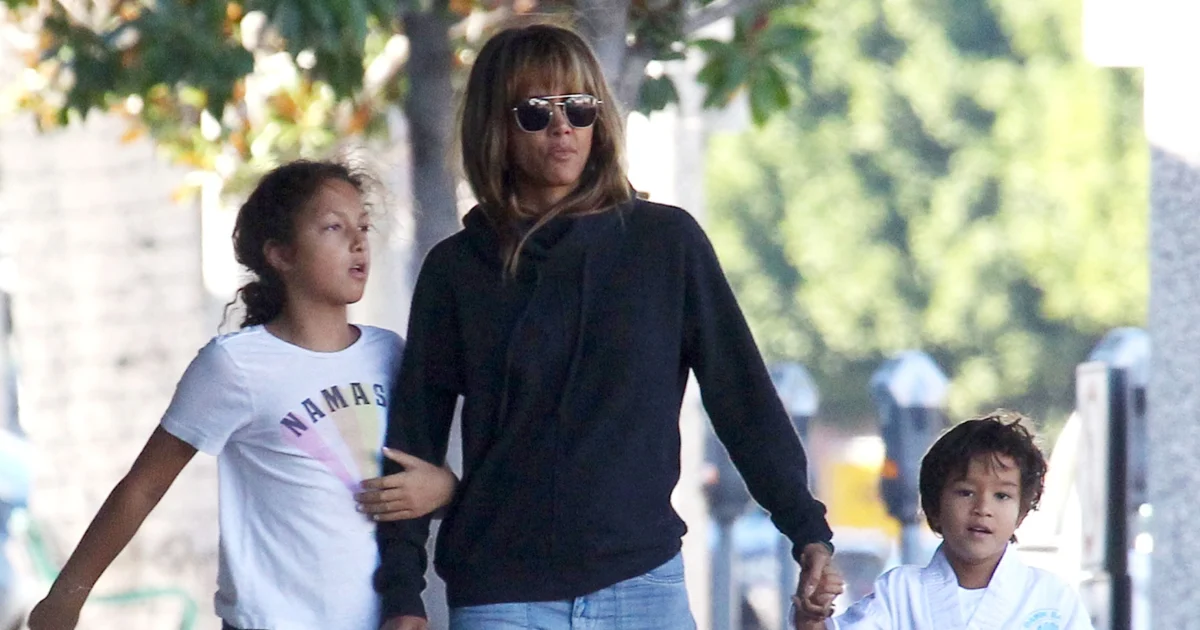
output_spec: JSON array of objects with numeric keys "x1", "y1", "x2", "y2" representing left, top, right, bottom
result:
[{"x1": 459, "y1": 22, "x2": 633, "y2": 274}]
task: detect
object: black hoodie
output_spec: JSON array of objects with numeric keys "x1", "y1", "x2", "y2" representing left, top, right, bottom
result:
[{"x1": 375, "y1": 199, "x2": 832, "y2": 619}]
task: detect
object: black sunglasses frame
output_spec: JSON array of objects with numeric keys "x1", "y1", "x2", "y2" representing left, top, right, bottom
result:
[{"x1": 511, "y1": 94, "x2": 602, "y2": 133}]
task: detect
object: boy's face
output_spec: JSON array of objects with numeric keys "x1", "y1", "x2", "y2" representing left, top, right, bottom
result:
[{"x1": 933, "y1": 452, "x2": 1025, "y2": 580}]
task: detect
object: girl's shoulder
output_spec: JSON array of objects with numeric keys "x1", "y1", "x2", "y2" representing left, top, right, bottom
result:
[
  {"x1": 199, "y1": 325, "x2": 403, "y2": 365},
  {"x1": 354, "y1": 325, "x2": 405, "y2": 352},
  {"x1": 202, "y1": 324, "x2": 270, "y2": 356}
]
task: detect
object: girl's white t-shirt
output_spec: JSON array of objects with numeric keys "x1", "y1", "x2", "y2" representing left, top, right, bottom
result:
[{"x1": 161, "y1": 325, "x2": 403, "y2": 630}]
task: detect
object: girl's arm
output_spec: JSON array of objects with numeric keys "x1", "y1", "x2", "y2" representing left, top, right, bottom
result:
[{"x1": 28, "y1": 427, "x2": 197, "y2": 630}]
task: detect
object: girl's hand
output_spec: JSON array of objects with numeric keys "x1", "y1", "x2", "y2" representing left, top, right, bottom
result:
[
  {"x1": 27, "y1": 593, "x2": 85, "y2": 630},
  {"x1": 356, "y1": 448, "x2": 458, "y2": 521}
]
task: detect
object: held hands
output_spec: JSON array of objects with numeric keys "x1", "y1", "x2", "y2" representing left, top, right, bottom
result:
[
  {"x1": 356, "y1": 448, "x2": 458, "y2": 522},
  {"x1": 793, "y1": 542, "x2": 844, "y2": 629}
]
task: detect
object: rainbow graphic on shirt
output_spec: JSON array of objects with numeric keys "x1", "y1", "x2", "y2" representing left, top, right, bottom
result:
[{"x1": 277, "y1": 382, "x2": 388, "y2": 493}]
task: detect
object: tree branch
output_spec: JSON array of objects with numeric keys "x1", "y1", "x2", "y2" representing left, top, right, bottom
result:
[
  {"x1": 574, "y1": 0, "x2": 631, "y2": 85},
  {"x1": 683, "y1": 0, "x2": 766, "y2": 35},
  {"x1": 447, "y1": 5, "x2": 512, "y2": 41},
  {"x1": 615, "y1": 42, "x2": 652, "y2": 111}
]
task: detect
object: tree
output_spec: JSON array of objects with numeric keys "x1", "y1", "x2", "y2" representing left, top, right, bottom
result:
[
  {"x1": 704, "y1": 0, "x2": 1147, "y2": 428},
  {"x1": 1, "y1": 0, "x2": 812, "y2": 273}
]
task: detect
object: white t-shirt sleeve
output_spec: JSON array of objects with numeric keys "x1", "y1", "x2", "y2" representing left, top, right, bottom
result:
[{"x1": 160, "y1": 339, "x2": 254, "y2": 455}]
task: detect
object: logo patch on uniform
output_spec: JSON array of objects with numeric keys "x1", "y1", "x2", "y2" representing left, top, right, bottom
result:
[{"x1": 1023, "y1": 609, "x2": 1062, "y2": 629}]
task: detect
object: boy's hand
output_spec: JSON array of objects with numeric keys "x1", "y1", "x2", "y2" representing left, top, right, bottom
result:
[
  {"x1": 794, "y1": 542, "x2": 839, "y2": 624},
  {"x1": 356, "y1": 448, "x2": 457, "y2": 521},
  {"x1": 379, "y1": 615, "x2": 428, "y2": 630}
]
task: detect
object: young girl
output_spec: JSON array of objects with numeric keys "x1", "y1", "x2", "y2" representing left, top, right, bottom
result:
[
  {"x1": 801, "y1": 411, "x2": 1094, "y2": 630},
  {"x1": 375, "y1": 23, "x2": 837, "y2": 630},
  {"x1": 27, "y1": 160, "x2": 455, "y2": 630}
]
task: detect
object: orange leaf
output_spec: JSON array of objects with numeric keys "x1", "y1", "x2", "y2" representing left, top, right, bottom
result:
[
  {"x1": 227, "y1": 2, "x2": 244, "y2": 22},
  {"x1": 120, "y1": 125, "x2": 146, "y2": 144},
  {"x1": 231, "y1": 130, "x2": 249, "y2": 157},
  {"x1": 119, "y1": 3, "x2": 141, "y2": 21},
  {"x1": 270, "y1": 93, "x2": 299, "y2": 121},
  {"x1": 449, "y1": 0, "x2": 474, "y2": 17},
  {"x1": 347, "y1": 104, "x2": 373, "y2": 134}
]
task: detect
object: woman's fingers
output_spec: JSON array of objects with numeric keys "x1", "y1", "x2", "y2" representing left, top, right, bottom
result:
[
  {"x1": 381, "y1": 447, "x2": 433, "y2": 469},
  {"x1": 370, "y1": 508, "x2": 419, "y2": 522},
  {"x1": 357, "y1": 487, "x2": 411, "y2": 510}
]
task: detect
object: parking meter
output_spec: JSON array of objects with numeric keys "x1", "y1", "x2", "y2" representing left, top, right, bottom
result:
[
  {"x1": 1088, "y1": 328, "x2": 1149, "y2": 512},
  {"x1": 1079, "y1": 327, "x2": 1149, "y2": 630},
  {"x1": 870, "y1": 351, "x2": 948, "y2": 564},
  {"x1": 769, "y1": 361, "x2": 819, "y2": 446}
]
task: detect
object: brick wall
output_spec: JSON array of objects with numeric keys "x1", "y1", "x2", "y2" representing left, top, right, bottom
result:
[{"x1": 0, "y1": 114, "x2": 220, "y2": 630}]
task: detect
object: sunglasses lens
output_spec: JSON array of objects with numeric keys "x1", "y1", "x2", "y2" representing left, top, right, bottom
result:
[
  {"x1": 564, "y1": 96, "x2": 599, "y2": 128},
  {"x1": 515, "y1": 101, "x2": 553, "y2": 132}
]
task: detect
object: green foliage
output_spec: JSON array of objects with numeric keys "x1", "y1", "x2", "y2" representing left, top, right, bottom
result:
[
  {"x1": 4, "y1": 0, "x2": 401, "y2": 197},
  {"x1": 693, "y1": 11, "x2": 812, "y2": 123},
  {"x1": 3, "y1": 0, "x2": 811, "y2": 201},
  {"x1": 637, "y1": 74, "x2": 680, "y2": 115},
  {"x1": 705, "y1": 0, "x2": 1147, "y2": 427},
  {"x1": 40, "y1": 1, "x2": 255, "y2": 120},
  {"x1": 248, "y1": 0, "x2": 397, "y2": 96}
]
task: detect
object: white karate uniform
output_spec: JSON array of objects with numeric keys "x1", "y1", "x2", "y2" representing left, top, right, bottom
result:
[{"x1": 824, "y1": 543, "x2": 1094, "y2": 630}]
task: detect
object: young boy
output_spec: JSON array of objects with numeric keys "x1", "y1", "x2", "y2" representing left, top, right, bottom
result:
[{"x1": 804, "y1": 410, "x2": 1095, "y2": 630}]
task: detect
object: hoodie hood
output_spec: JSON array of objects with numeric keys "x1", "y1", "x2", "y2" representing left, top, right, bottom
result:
[{"x1": 461, "y1": 204, "x2": 623, "y2": 272}]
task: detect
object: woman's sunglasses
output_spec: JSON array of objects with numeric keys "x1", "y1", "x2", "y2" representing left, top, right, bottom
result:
[{"x1": 511, "y1": 94, "x2": 601, "y2": 133}]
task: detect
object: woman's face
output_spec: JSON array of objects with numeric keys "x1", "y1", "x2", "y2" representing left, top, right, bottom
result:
[{"x1": 507, "y1": 84, "x2": 595, "y2": 213}]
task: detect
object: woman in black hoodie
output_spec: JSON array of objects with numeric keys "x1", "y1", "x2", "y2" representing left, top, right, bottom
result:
[{"x1": 373, "y1": 21, "x2": 841, "y2": 630}]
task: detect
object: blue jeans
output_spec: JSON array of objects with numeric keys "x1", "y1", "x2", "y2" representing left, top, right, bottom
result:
[{"x1": 449, "y1": 553, "x2": 696, "y2": 630}]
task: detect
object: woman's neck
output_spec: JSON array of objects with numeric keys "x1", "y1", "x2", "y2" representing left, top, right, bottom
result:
[
  {"x1": 265, "y1": 306, "x2": 357, "y2": 352},
  {"x1": 516, "y1": 183, "x2": 573, "y2": 214}
]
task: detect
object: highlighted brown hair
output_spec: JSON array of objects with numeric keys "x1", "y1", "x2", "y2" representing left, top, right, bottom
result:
[{"x1": 459, "y1": 21, "x2": 632, "y2": 275}]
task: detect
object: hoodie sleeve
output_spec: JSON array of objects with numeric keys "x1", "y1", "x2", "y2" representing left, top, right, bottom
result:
[
  {"x1": 374, "y1": 243, "x2": 462, "y2": 621},
  {"x1": 678, "y1": 211, "x2": 834, "y2": 561}
]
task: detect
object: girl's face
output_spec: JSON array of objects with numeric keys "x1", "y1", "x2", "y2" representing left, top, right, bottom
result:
[
  {"x1": 933, "y1": 453, "x2": 1025, "y2": 583},
  {"x1": 507, "y1": 84, "x2": 595, "y2": 212},
  {"x1": 273, "y1": 179, "x2": 371, "y2": 309}
]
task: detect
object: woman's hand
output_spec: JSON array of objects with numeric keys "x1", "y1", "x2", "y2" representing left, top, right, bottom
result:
[
  {"x1": 793, "y1": 561, "x2": 844, "y2": 628},
  {"x1": 356, "y1": 448, "x2": 458, "y2": 521},
  {"x1": 793, "y1": 543, "x2": 844, "y2": 627}
]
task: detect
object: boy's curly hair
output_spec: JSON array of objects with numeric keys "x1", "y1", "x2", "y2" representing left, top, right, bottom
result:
[{"x1": 919, "y1": 410, "x2": 1048, "y2": 537}]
